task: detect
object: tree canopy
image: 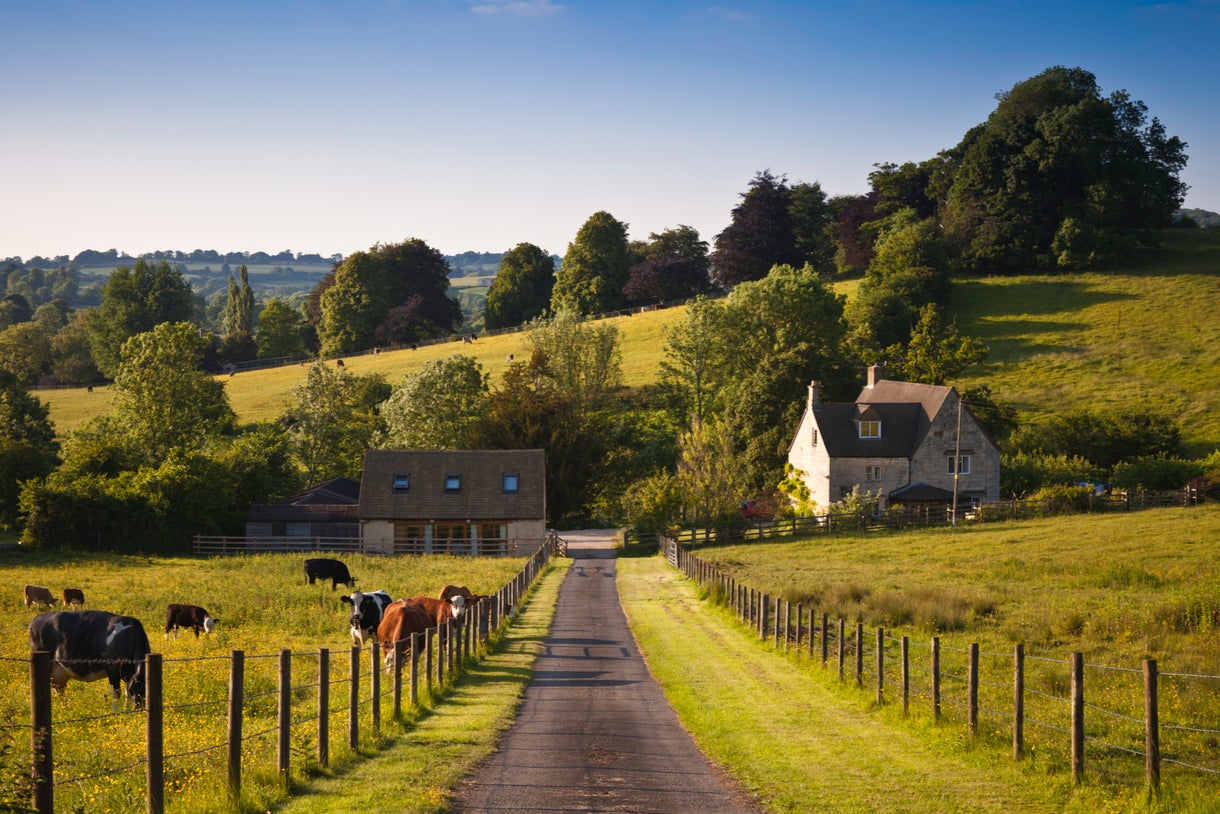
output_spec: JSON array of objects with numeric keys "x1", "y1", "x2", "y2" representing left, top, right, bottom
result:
[
  {"x1": 375, "y1": 354, "x2": 489, "y2": 450},
  {"x1": 484, "y1": 243, "x2": 555, "y2": 329},
  {"x1": 88, "y1": 259, "x2": 197, "y2": 377},
  {"x1": 551, "y1": 211, "x2": 632, "y2": 315}
]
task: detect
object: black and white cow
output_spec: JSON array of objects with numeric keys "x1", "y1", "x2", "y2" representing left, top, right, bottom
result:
[
  {"x1": 165, "y1": 603, "x2": 217, "y2": 638},
  {"x1": 339, "y1": 590, "x2": 392, "y2": 647},
  {"x1": 304, "y1": 558, "x2": 356, "y2": 590},
  {"x1": 28, "y1": 610, "x2": 151, "y2": 707}
]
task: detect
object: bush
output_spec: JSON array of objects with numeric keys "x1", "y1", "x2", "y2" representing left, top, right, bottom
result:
[
  {"x1": 1000, "y1": 451, "x2": 1103, "y2": 498},
  {"x1": 1110, "y1": 456, "x2": 1203, "y2": 491},
  {"x1": 1030, "y1": 483, "x2": 1094, "y2": 515}
]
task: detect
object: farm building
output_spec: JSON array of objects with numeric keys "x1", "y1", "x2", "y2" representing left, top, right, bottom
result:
[{"x1": 787, "y1": 365, "x2": 1000, "y2": 514}]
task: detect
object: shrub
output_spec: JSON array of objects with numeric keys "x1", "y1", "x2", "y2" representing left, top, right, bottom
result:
[{"x1": 1110, "y1": 455, "x2": 1203, "y2": 491}]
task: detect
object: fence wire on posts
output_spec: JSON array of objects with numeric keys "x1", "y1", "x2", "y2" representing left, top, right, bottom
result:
[
  {"x1": 660, "y1": 535, "x2": 1220, "y2": 795},
  {"x1": 22, "y1": 534, "x2": 562, "y2": 814}
]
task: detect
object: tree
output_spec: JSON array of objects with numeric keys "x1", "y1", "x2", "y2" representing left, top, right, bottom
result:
[
  {"x1": 255, "y1": 298, "x2": 309, "y2": 359},
  {"x1": 523, "y1": 308, "x2": 622, "y2": 412},
  {"x1": 658, "y1": 295, "x2": 726, "y2": 424},
  {"x1": 375, "y1": 355, "x2": 490, "y2": 449},
  {"x1": 89, "y1": 258, "x2": 196, "y2": 376},
  {"x1": 283, "y1": 362, "x2": 382, "y2": 486},
  {"x1": 676, "y1": 417, "x2": 748, "y2": 527},
  {"x1": 50, "y1": 310, "x2": 101, "y2": 384},
  {"x1": 880, "y1": 304, "x2": 989, "y2": 385},
  {"x1": 788, "y1": 181, "x2": 837, "y2": 272},
  {"x1": 710, "y1": 170, "x2": 803, "y2": 288},
  {"x1": 0, "y1": 369, "x2": 59, "y2": 529},
  {"x1": 940, "y1": 66, "x2": 1188, "y2": 271},
  {"x1": 484, "y1": 243, "x2": 555, "y2": 329},
  {"x1": 551, "y1": 211, "x2": 632, "y2": 315},
  {"x1": 0, "y1": 322, "x2": 52, "y2": 384},
  {"x1": 221, "y1": 265, "x2": 255, "y2": 339},
  {"x1": 110, "y1": 321, "x2": 236, "y2": 464}
]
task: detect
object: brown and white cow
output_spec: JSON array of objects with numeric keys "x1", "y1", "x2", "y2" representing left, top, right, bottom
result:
[
  {"x1": 440, "y1": 585, "x2": 490, "y2": 604},
  {"x1": 62, "y1": 588, "x2": 85, "y2": 608},
  {"x1": 376, "y1": 594, "x2": 466, "y2": 672},
  {"x1": 24, "y1": 584, "x2": 55, "y2": 609},
  {"x1": 165, "y1": 604, "x2": 217, "y2": 638}
]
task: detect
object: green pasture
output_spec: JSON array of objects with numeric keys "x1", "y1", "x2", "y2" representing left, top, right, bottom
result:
[
  {"x1": 686, "y1": 503, "x2": 1220, "y2": 801},
  {"x1": 0, "y1": 550, "x2": 529, "y2": 813}
]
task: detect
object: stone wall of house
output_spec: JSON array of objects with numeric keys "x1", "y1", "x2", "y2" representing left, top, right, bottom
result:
[
  {"x1": 788, "y1": 411, "x2": 832, "y2": 508},
  {"x1": 910, "y1": 391, "x2": 1000, "y2": 504},
  {"x1": 828, "y1": 457, "x2": 911, "y2": 509}
]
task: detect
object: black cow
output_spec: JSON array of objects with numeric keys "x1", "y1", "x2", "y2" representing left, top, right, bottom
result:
[
  {"x1": 29, "y1": 610, "x2": 151, "y2": 707},
  {"x1": 304, "y1": 558, "x2": 356, "y2": 590},
  {"x1": 339, "y1": 589, "x2": 392, "y2": 647},
  {"x1": 165, "y1": 603, "x2": 217, "y2": 638}
]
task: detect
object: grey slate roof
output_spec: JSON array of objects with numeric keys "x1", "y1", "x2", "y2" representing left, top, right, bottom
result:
[
  {"x1": 857, "y1": 379, "x2": 953, "y2": 452},
  {"x1": 811, "y1": 402, "x2": 922, "y2": 458},
  {"x1": 245, "y1": 477, "x2": 361, "y2": 523},
  {"x1": 358, "y1": 449, "x2": 546, "y2": 521}
]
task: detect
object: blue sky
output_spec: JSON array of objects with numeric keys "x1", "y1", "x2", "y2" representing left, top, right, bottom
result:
[{"x1": 2, "y1": 1, "x2": 1217, "y2": 260}]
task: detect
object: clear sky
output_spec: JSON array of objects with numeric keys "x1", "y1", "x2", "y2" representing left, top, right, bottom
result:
[{"x1": 2, "y1": 0, "x2": 1216, "y2": 261}]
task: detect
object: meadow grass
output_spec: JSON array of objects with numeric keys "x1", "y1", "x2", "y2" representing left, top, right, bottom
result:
[
  {"x1": 0, "y1": 549, "x2": 532, "y2": 813},
  {"x1": 681, "y1": 504, "x2": 1220, "y2": 805}
]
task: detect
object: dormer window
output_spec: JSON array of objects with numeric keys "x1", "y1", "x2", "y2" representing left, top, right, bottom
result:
[
  {"x1": 859, "y1": 420, "x2": 881, "y2": 439},
  {"x1": 503, "y1": 473, "x2": 519, "y2": 494},
  {"x1": 392, "y1": 473, "x2": 410, "y2": 491},
  {"x1": 444, "y1": 473, "x2": 462, "y2": 492}
]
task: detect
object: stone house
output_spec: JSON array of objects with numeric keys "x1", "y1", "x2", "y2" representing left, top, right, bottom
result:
[{"x1": 786, "y1": 365, "x2": 1000, "y2": 514}]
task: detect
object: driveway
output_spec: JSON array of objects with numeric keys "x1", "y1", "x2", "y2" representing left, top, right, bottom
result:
[{"x1": 452, "y1": 529, "x2": 763, "y2": 813}]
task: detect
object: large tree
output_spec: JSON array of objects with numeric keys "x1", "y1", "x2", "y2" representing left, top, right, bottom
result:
[
  {"x1": 255, "y1": 298, "x2": 309, "y2": 359},
  {"x1": 0, "y1": 369, "x2": 59, "y2": 530},
  {"x1": 484, "y1": 243, "x2": 555, "y2": 329},
  {"x1": 375, "y1": 354, "x2": 489, "y2": 450},
  {"x1": 622, "y1": 225, "x2": 711, "y2": 305},
  {"x1": 283, "y1": 362, "x2": 383, "y2": 486},
  {"x1": 89, "y1": 258, "x2": 197, "y2": 376},
  {"x1": 658, "y1": 295, "x2": 726, "y2": 424},
  {"x1": 0, "y1": 322, "x2": 52, "y2": 385},
  {"x1": 551, "y1": 211, "x2": 632, "y2": 315},
  {"x1": 939, "y1": 66, "x2": 1188, "y2": 271},
  {"x1": 710, "y1": 170, "x2": 803, "y2": 288},
  {"x1": 222, "y1": 265, "x2": 255, "y2": 339}
]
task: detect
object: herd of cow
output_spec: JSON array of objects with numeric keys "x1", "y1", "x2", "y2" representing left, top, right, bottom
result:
[{"x1": 23, "y1": 558, "x2": 492, "y2": 710}]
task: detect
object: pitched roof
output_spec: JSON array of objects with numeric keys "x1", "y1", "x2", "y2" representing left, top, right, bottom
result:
[
  {"x1": 811, "y1": 402, "x2": 923, "y2": 458},
  {"x1": 278, "y1": 477, "x2": 361, "y2": 506},
  {"x1": 358, "y1": 449, "x2": 546, "y2": 521},
  {"x1": 857, "y1": 379, "x2": 953, "y2": 451},
  {"x1": 245, "y1": 477, "x2": 362, "y2": 523}
]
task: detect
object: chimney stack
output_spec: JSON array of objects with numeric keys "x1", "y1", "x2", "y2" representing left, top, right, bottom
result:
[
  {"x1": 867, "y1": 364, "x2": 884, "y2": 388},
  {"x1": 807, "y1": 381, "x2": 821, "y2": 411}
]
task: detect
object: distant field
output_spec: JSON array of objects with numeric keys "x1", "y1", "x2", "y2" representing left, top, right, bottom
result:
[{"x1": 39, "y1": 229, "x2": 1220, "y2": 453}]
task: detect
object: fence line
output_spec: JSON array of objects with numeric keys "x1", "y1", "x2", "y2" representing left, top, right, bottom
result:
[
  {"x1": 661, "y1": 536, "x2": 1219, "y2": 794},
  {"x1": 20, "y1": 536, "x2": 562, "y2": 814}
]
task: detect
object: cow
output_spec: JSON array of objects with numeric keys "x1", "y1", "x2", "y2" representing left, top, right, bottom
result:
[
  {"x1": 62, "y1": 588, "x2": 86, "y2": 608},
  {"x1": 28, "y1": 610, "x2": 151, "y2": 708},
  {"x1": 24, "y1": 584, "x2": 55, "y2": 609},
  {"x1": 304, "y1": 558, "x2": 356, "y2": 590},
  {"x1": 440, "y1": 585, "x2": 489, "y2": 604},
  {"x1": 376, "y1": 594, "x2": 466, "y2": 672},
  {"x1": 165, "y1": 604, "x2": 217, "y2": 638},
  {"x1": 339, "y1": 589, "x2": 392, "y2": 647}
]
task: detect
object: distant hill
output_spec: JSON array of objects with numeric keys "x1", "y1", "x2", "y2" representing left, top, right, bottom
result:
[{"x1": 1176, "y1": 208, "x2": 1220, "y2": 228}]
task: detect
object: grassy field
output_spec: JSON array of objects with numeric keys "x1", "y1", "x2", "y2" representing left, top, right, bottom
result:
[
  {"x1": 683, "y1": 504, "x2": 1220, "y2": 802},
  {"x1": 0, "y1": 549, "x2": 531, "y2": 813},
  {"x1": 37, "y1": 229, "x2": 1220, "y2": 452}
]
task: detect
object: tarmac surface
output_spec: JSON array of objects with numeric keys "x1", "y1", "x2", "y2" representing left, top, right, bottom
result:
[{"x1": 452, "y1": 530, "x2": 764, "y2": 814}]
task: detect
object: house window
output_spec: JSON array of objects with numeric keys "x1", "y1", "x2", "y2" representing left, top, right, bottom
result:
[
  {"x1": 859, "y1": 420, "x2": 881, "y2": 439},
  {"x1": 503, "y1": 473, "x2": 519, "y2": 493},
  {"x1": 948, "y1": 455, "x2": 972, "y2": 475},
  {"x1": 444, "y1": 473, "x2": 462, "y2": 492},
  {"x1": 811, "y1": 429, "x2": 818, "y2": 446},
  {"x1": 864, "y1": 465, "x2": 882, "y2": 482},
  {"x1": 392, "y1": 472, "x2": 410, "y2": 491}
]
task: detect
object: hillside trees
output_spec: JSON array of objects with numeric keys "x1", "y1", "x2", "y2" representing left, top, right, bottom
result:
[
  {"x1": 658, "y1": 296, "x2": 725, "y2": 424},
  {"x1": 622, "y1": 225, "x2": 710, "y2": 304},
  {"x1": 255, "y1": 298, "x2": 309, "y2": 359},
  {"x1": 283, "y1": 362, "x2": 384, "y2": 486},
  {"x1": 376, "y1": 355, "x2": 490, "y2": 450},
  {"x1": 0, "y1": 370, "x2": 58, "y2": 530},
  {"x1": 939, "y1": 66, "x2": 1188, "y2": 270},
  {"x1": 484, "y1": 243, "x2": 555, "y2": 329},
  {"x1": 0, "y1": 322, "x2": 52, "y2": 385},
  {"x1": 89, "y1": 258, "x2": 197, "y2": 376},
  {"x1": 551, "y1": 211, "x2": 632, "y2": 315},
  {"x1": 316, "y1": 238, "x2": 460, "y2": 354}
]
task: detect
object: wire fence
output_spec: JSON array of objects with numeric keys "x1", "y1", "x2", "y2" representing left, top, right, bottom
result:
[
  {"x1": 11, "y1": 536, "x2": 561, "y2": 814},
  {"x1": 663, "y1": 537, "x2": 1219, "y2": 793}
]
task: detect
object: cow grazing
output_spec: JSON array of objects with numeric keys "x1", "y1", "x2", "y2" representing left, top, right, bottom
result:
[
  {"x1": 304, "y1": 558, "x2": 356, "y2": 590},
  {"x1": 29, "y1": 610, "x2": 151, "y2": 707},
  {"x1": 24, "y1": 584, "x2": 55, "y2": 609},
  {"x1": 61, "y1": 588, "x2": 86, "y2": 608},
  {"x1": 376, "y1": 594, "x2": 466, "y2": 672},
  {"x1": 440, "y1": 585, "x2": 490, "y2": 604},
  {"x1": 165, "y1": 604, "x2": 217, "y2": 638},
  {"x1": 339, "y1": 589, "x2": 392, "y2": 647}
]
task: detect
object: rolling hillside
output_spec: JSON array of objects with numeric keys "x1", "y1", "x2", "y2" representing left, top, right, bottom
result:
[{"x1": 39, "y1": 229, "x2": 1220, "y2": 455}]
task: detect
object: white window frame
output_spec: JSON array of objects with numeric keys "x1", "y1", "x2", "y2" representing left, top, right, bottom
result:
[
  {"x1": 859, "y1": 420, "x2": 881, "y2": 439},
  {"x1": 864, "y1": 464, "x2": 882, "y2": 482},
  {"x1": 948, "y1": 455, "x2": 972, "y2": 475}
]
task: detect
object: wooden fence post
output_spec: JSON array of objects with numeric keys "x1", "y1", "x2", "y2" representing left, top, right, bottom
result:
[
  {"x1": 349, "y1": 646, "x2": 359, "y2": 751},
  {"x1": 1013, "y1": 643, "x2": 1024, "y2": 760},
  {"x1": 876, "y1": 627, "x2": 884, "y2": 705},
  {"x1": 968, "y1": 643, "x2": 979, "y2": 737},
  {"x1": 30, "y1": 650, "x2": 53, "y2": 814},
  {"x1": 901, "y1": 636, "x2": 909, "y2": 716},
  {"x1": 438, "y1": 623, "x2": 446, "y2": 687},
  {"x1": 146, "y1": 652, "x2": 163, "y2": 814},
  {"x1": 318, "y1": 649, "x2": 329, "y2": 768},
  {"x1": 391, "y1": 645, "x2": 402, "y2": 722},
  {"x1": 278, "y1": 649, "x2": 291, "y2": 781},
  {"x1": 773, "y1": 598, "x2": 781, "y2": 648},
  {"x1": 854, "y1": 623, "x2": 863, "y2": 687},
  {"x1": 227, "y1": 650, "x2": 244, "y2": 808},
  {"x1": 760, "y1": 594, "x2": 768, "y2": 640},
  {"x1": 426, "y1": 628, "x2": 435, "y2": 693},
  {"x1": 1145, "y1": 658, "x2": 1160, "y2": 790},
  {"x1": 931, "y1": 637, "x2": 940, "y2": 722},
  {"x1": 821, "y1": 613, "x2": 829, "y2": 666},
  {"x1": 370, "y1": 642, "x2": 381, "y2": 735},
  {"x1": 1071, "y1": 652, "x2": 1084, "y2": 783},
  {"x1": 837, "y1": 618, "x2": 845, "y2": 681},
  {"x1": 410, "y1": 632, "x2": 421, "y2": 707}
]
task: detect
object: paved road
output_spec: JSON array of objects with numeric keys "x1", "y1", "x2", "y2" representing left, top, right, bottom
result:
[{"x1": 452, "y1": 530, "x2": 764, "y2": 814}]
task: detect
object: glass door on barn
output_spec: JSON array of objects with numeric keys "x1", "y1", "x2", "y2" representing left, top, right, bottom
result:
[
  {"x1": 434, "y1": 523, "x2": 468, "y2": 555},
  {"x1": 478, "y1": 523, "x2": 507, "y2": 556},
  {"x1": 393, "y1": 523, "x2": 425, "y2": 554}
]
